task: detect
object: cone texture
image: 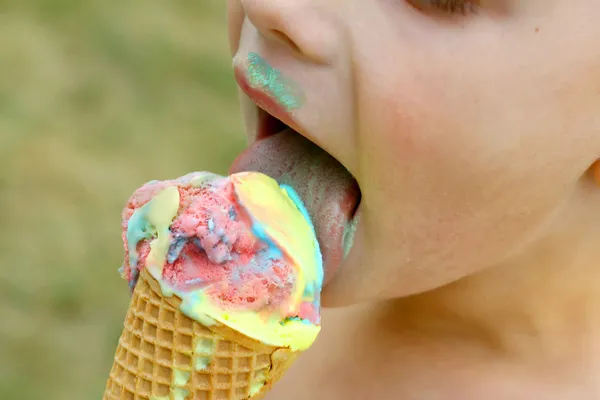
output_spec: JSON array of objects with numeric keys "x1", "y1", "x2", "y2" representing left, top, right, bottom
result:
[{"x1": 103, "y1": 268, "x2": 298, "y2": 400}]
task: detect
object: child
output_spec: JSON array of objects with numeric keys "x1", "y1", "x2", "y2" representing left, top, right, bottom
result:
[{"x1": 227, "y1": 1, "x2": 600, "y2": 398}]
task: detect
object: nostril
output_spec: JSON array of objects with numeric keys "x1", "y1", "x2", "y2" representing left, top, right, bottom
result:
[{"x1": 271, "y1": 29, "x2": 301, "y2": 53}]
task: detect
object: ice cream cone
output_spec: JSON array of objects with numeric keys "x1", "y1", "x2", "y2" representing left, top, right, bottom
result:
[{"x1": 103, "y1": 267, "x2": 298, "y2": 400}]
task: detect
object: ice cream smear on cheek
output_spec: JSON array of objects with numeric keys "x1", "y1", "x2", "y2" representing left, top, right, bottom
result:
[{"x1": 120, "y1": 171, "x2": 323, "y2": 351}]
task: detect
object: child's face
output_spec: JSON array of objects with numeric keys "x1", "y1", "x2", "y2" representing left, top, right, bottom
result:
[{"x1": 228, "y1": 0, "x2": 600, "y2": 306}]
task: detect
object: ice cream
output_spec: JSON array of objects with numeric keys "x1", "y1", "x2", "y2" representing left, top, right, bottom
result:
[{"x1": 119, "y1": 171, "x2": 323, "y2": 351}]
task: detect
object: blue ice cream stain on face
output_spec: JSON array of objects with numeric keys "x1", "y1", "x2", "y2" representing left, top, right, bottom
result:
[
  {"x1": 207, "y1": 218, "x2": 215, "y2": 233},
  {"x1": 247, "y1": 52, "x2": 305, "y2": 112},
  {"x1": 342, "y1": 213, "x2": 359, "y2": 261}
]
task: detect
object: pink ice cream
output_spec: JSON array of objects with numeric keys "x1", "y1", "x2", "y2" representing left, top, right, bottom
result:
[{"x1": 118, "y1": 172, "x2": 323, "y2": 349}]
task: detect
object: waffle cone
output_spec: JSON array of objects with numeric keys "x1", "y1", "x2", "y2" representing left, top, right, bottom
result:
[{"x1": 103, "y1": 267, "x2": 299, "y2": 400}]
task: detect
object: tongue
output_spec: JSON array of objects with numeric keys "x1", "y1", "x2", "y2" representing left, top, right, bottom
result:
[{"x1": 230, "y1": 129, "x2": 360, "y2": 283}]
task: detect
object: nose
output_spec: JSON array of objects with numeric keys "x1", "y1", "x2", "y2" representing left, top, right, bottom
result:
[{"x1": 240, "y1": 0, "x2": 336, "y2": 64}]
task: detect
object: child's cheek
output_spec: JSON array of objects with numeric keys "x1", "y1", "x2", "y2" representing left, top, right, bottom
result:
[{"x1": 358, "y1": 76, "x2": 448, "y2": 178}]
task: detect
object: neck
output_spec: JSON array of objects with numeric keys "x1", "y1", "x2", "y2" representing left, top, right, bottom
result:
[{"x1": 392, "y1": 185, "x2": 600, "y2": 365}]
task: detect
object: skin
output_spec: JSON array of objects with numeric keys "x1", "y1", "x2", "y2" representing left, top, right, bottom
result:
[{"x1": 228, "y1": 0, "x2": 600, "y2": 398}]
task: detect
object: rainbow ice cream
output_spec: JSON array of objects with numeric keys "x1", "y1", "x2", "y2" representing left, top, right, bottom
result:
[
  {"x1": 120, "y1": 171, "x2": 323, "y2": 351},
  {"x1": 104, "y1": 171, "x2": 324, "y2": 399}
]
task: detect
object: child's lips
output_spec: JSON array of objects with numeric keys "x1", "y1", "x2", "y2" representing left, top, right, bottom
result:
[
  {"x1": 230, "y1": 130, "x2": 361, "y2": 286},
  {"x1": 234, "y1": 67, "x2": 300, "y2": 137},
  {"x1": 233, "y1": 59, "x2": 361, "y2": 285}
]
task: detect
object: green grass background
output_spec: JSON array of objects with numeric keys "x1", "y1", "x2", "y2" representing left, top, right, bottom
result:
[{"x1": 0, "y1": 1, "x2": 245, "y2": 398}]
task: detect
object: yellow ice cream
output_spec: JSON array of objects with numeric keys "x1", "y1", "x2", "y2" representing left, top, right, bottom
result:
[{"x1": 125, "y1": 172, "x2": 323, "y2": 352}]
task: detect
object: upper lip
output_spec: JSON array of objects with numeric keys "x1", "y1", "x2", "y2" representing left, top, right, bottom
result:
[{"x1": 234, "y1": 66, "x2": 305, "y2": 141}]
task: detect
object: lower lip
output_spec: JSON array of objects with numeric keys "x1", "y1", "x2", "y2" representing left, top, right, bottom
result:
[{"x1": 234, "y1": 68, "x2": 298, "y2": 133}]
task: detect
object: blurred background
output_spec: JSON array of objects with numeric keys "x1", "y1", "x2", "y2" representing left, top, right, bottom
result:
[{"x1": 0, "y1": 1, "x2": 245, "y2": 398}]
